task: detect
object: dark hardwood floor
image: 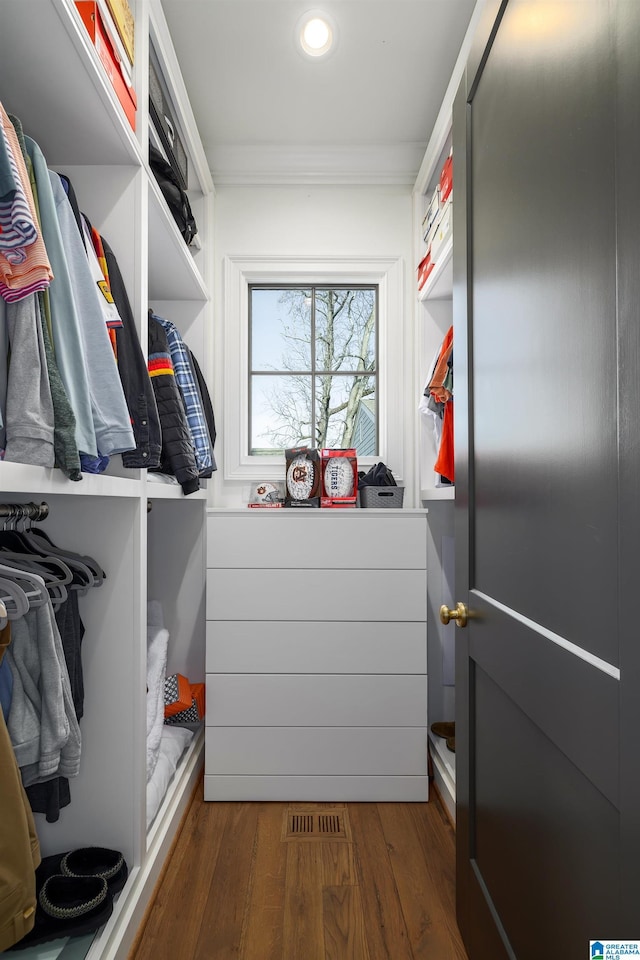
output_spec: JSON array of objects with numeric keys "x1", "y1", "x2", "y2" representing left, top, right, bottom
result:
[{"x1": 129, "y1": 779, "x2": 468, "y2": 960}]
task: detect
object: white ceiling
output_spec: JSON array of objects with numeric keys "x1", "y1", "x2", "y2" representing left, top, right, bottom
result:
[{"x1": 161, "y1": 0, "x2": 477, "y2": 185}]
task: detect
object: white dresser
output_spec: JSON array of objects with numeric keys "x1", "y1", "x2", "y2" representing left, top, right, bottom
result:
[{"x1": 204, "y1": 509, "x2": 428, "y2": 801}]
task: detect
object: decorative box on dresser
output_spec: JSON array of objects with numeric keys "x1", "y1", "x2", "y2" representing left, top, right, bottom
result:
[{"x1": 205, "y1": 508, "x2": 429, "y2": 801}]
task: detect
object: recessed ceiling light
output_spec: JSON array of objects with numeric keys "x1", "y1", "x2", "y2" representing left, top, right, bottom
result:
[{"x1": 296, "y1": 11, "x2": 337, "y2": 59}]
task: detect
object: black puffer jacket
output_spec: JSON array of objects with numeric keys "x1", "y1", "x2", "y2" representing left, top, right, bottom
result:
[
  {"x1": 147, "y1": 314, "x2": 200, "y2": 495},
  {"x1": 101, "y1": 236, "x2": 162, "y2": 470}
]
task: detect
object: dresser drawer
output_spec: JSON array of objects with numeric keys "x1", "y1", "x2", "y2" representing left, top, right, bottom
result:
[
  {"x1": 206, "y1": 569, "x2": 427, "y2": 621},
  {"x1": 206, "y1": 674, "x2": 427, "y2": 727},
  {"x1": 205, "y1": 727, "x2": 427, "y2": 776},
  {"x1": 206, "y1": 620, "x2": 427, "y2": 674},
  {"x1": 206, "y1": 514, "x2": 426, "y2": 569}
]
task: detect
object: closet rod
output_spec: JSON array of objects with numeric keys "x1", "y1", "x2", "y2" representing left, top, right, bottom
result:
[{"x1": 0, "y1": 501, "x2": 49, "y2": 521}]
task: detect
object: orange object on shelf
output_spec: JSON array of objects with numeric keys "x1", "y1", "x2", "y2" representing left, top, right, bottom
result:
[
  {"x1": 190, "y1": 682, "x2": 205, "y2": 718},
  {"x1": 164, "y1": 673, "x2": 192, "y2": 717},
  {"x1": 75, "y1": 1, "x2": 137, "y2": 131},
  {"x1": 439, "y1": 154, "x2": 453, "y2": 204},
  {"x1": 417, "y1": 251, "x2": 435, "y2": 290}
]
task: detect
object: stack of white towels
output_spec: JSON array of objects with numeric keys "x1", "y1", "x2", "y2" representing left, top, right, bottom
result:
[{"x1": 146, "y1": 601, "x2": 193, "y2": 829}]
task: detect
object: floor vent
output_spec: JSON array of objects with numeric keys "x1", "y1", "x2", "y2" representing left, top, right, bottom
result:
[
  {"x1": 283, "y1": 808, "x2": 351, "y2": 841},
  {"x1": 290, "y1": 813, "x2": 314, "y2": 835}
]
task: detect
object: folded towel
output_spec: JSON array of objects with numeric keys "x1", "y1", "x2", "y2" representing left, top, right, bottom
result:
[{"x1": 146, "y1": 622, "x2": 169, "y2": 782}]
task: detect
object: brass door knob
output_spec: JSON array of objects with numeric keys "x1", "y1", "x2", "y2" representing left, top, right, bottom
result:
[{"x1": 439, "y1": 602, "x2": 468, "y2": 628}]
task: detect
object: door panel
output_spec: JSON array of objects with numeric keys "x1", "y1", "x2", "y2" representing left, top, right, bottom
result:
[
  {"x1": 470, "y1": 0, "x2": 618, "y2": 667},
  {"x1": 470, "y1": 594, "x2": 619, "y2": 807},
  {"x1": 474, "y1": 668, "x2": 619, "y2": 958},
  {"x1": 453, "y1": 0, "x2": 636, "y2": 954}
]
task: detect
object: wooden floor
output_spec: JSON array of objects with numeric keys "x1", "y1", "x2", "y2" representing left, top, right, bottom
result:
[{"x1": 129, "y1": 780, "x2": 468, "y2": 960}]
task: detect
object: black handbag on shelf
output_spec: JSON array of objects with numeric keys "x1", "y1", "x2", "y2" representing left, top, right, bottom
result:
[{"x1": 148, "y1": 143, "x2": 198, "y2": 246}]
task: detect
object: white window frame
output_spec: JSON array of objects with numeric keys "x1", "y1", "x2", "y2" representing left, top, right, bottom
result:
[{"x1": 222, "y1": 255, "x2": 404, "y2": 482}]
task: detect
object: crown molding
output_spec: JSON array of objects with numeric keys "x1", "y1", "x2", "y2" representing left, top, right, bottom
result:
[{"x1": 208, "y1": 142, "x2": 426, "y2": 186}]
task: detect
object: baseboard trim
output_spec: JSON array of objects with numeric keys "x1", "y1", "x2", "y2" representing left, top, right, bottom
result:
[{"x1": 428, "y1": 734, "x2": 456, "y2": 828}]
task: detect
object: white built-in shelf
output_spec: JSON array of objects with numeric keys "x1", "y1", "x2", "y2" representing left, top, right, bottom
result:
[
  {"x1": 148, "y1": 178, "x2": 209, "y2": 301},
  {"x1": 147, "y1": 480, "x2": 208, "y2": 500},
  {"x1": 421, "y1": 486, "x2": 455, "y2": 501},
  {"x1": 417, "y1": 235, "x2": 453, "y2": 302},
  {"x1": 2, "y1": 0, "x2": 141, "y2": 167},
  {"x1": 0, "y1": 462, "x2": 143, "y2": 498}
]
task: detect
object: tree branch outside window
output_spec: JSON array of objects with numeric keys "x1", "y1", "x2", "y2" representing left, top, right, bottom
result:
[{"x1": 250, "y1": 286, "x2": 377, "y2": 455}]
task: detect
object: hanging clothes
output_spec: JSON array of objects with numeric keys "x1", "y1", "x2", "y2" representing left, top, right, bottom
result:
[
  {"x1": 0, "y1": 625, "x2": 41, "y2": 953},
  {"x1": 49, "y1": 170, "x2": 135, "y2": 459},
  {"x1": 3, "y1": 294, "x2": 55, "y2": 468},
  {"x1": 188, "y1": 348, "x2": 217, "y2": 471},
  {"x1": 0, "y1": 506, "x2": 104, "y2": 820},
  {"x1": 148, "y1": 314, "x2": 200, "y2": 495},
  {"x1": 9, "y1": 115, "x2": 81, "y2": 481},
  {"x1": 151, "y1": 311, "x2": 213, "y2": 477},
  {"x1": 419, "y1": 342, "x2": 445, "y2": 452},
  {"x1": 426, "y1": 325, "x2": 454, "y2": 484},
  {"x1": 99, "y1": 234, "x2": 162, "y2": 470},
  {"x1": 0, "y1": 114, "x2": 56, "y2": 468},
  {"x1": 5, "y1": 588, "x2": 82, "y2": 786},
  {"x1": 0, "y1": 116, "x2": 38, "y2": 266},
  {"x1": 0, "y1": 103, "x2": 53, "y2": 302},
  {"x1": 23, "y1": 135, "x2": 96, "y2": 457}
]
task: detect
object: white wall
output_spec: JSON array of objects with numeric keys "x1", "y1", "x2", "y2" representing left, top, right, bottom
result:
[{"x1": 210, "y1": 183, "x2": 417, "y2": 506}]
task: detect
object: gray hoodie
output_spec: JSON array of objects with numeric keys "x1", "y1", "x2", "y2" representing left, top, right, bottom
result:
[{"x1": 5, "y1": 591, "x2": 81, "y2": 786}]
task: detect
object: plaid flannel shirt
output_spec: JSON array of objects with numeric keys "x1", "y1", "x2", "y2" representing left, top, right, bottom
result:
[{"x1": 151, "y1": 313, "x2": 213, "y2": 475}]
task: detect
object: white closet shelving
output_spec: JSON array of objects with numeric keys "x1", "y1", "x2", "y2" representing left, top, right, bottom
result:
[
  {"x1": 412, "y1": 0, "x2": 486, "y2": 821},
  {"x1": 415, "y1": 129, "x2": 455, "y2": 504},
  {"x1": 0, "y1": 0, "x2": 213, "y2": 956}
]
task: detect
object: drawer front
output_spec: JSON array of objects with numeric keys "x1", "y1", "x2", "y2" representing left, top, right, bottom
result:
[
  {"x1": 204, "y1": 774, "x2": 428, "y2": 802},
  {"x1": 207, "y1": 514, "x2": 426, "y2": 569},
  {"x1": 205, "y1": 727, "x2": 427, "y2": 776},
  {"x1": 206, "y1": 569, "x2": 427, "y2": 621},
  {"x1": 205, "y1": 674, "x2": 427, "y2": 727},
  {"x1": 206, "y1": 621, "x2": 427, "y2": 674}
]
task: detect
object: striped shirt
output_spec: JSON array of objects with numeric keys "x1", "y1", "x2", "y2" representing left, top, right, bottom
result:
[{"x1": 0, "y1": 114, "x2": 38, "y2": 264}]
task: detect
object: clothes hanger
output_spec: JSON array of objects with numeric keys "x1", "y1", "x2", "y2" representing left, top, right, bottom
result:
[
  {"x1": 0, "y1": 556, "x2": 69, "y2": 610},
  {"x1": 4, "y1": 504, "x2": 106, "y2": 586},
  {"x1": 21, "y1": 519, "x2": 106, "y2": 587},
  {"x1": 0, "y1": 572, "x2": 37, "y2": 618},
  {"x1": 20, "y1": 527, "x2": 97, "y2": 592}
]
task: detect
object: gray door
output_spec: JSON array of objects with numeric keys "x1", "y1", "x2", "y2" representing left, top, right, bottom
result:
[{"x1": 450, "y1": 1, "x2": 640, "y2": 956}]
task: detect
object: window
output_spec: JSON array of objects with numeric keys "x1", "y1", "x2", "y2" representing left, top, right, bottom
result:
[
  {"x1": 249, "y1": 285, "x2": 378, "y2": 456},
  {"x1": 222, "y1": 255, "x2": 404, "y2": 484}
]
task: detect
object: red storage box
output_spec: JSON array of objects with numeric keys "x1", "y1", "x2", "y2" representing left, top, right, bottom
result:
[
  {"x1": 439, "y1": 154, "x2": 453, "y2": 204},
  {"x1": 76, "y1": 1, "x2": 137, "y2": 130}
]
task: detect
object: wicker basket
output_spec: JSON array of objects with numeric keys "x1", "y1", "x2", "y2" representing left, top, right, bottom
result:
[{"x1": 359, "y1": 486, "x2": 405, "y2": 508}]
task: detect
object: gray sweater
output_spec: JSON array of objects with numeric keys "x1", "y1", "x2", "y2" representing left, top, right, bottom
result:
[{"x1": 5, "y1": 592, "x2": 81, "y2": 786}]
